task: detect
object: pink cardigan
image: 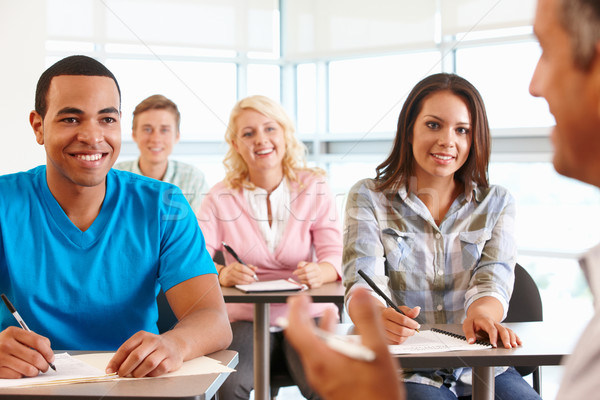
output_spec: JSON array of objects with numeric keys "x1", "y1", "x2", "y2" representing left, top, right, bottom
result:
[{"x1": 198, "y1": 170, "x2": 343, "y2": 325}]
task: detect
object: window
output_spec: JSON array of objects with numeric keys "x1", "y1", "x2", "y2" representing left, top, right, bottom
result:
[
  {"x1": 456, "y1": 41, "x2": 554, "y2": 129},
  {"x1": 328, "y1": 52, "x2": 441, "y2": 134},
  {"x1": 107, "y1": 59, "x2": 236, "y2": 140}
]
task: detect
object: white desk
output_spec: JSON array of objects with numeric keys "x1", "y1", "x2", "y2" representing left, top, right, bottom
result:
[
  {"x1": 0, "y1": 349, "x2": 238, "y2": 400},
  {"x1": 389, "y1": 322, "x2": 578, "y2": 400}
]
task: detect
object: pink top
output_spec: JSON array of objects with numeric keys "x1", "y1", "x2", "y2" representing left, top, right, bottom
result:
[{"x1": 198, "y1": 170, "x2": 343, "y2": 325}]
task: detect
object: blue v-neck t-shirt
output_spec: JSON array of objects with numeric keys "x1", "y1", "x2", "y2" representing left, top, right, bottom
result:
[{"x1": 0, "y1": 166, "x2": 215, "y2": 350}]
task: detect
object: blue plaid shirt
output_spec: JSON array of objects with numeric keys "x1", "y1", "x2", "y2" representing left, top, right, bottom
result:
[{"x1": 343, "y1": 178, "x2": 516, "y2": 394}]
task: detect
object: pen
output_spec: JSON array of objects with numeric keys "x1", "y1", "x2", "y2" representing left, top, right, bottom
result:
[
  {"x1": 357, "y1": 270, "x2": 420, "y2": 332},
  {"x1": 276, "y1": 317, "x2": 376, "y2": 361},
  {"x1": 222, "y1": 241, "x2": 259, "y2": 281},
  {"x1": 1, "y1": 293, "x2": 57, "y2": 371}
]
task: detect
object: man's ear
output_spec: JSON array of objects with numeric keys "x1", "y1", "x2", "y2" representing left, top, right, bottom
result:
[{"x1": 30, "y1": 110, "x2": 44, "y2": 145}]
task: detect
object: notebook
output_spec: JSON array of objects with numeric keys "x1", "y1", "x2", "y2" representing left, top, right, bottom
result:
[
  {"x1": 388, "y1": 328, "x2": 492, "y2": 354},
  {"x1": 234, "y1": 279, "x2": 308, "y2": 293}
]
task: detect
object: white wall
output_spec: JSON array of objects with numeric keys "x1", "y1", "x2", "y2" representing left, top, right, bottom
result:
[{"x1": 0, "y1": 0, "x2": 47, "y2": 174}]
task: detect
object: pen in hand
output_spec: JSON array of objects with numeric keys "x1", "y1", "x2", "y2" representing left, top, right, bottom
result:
[
  {"x1": 357, "y1": 270, "x2": 420, "y2": 332},
  {"x1": 1, "y1": 293, "x2": 57, "y2": 371},
  {"x1": 222, "y1": 241, "x2": 259, "y2": 281},
  {"x1": 277, "y1": 317, "x2": 375, "y2": 361}
]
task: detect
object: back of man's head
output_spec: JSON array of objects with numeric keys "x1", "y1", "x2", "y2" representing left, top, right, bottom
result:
[{"x1": 35, "y1": 55, "x2": 121, "y2": 118}]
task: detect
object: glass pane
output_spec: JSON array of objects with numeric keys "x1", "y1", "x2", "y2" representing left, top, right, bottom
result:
[
  {"x1": 456, "y1": 41, "x2": 554, "y2": 129},
  {"x1": 489, "y1": 161, "x2": 600, "y2": 253},
  {"x1": 517, "y1": 255, "x2": 593, "y2": 325},
  {"x1": 296, "y1": 63, "x2": 317, "y2": 134},
  {"x1": 327, "y1": 161, "x2": 380, "y2": 219},
  {"x1": 247, "y1": 64, "x2": 281, "y2": 101},
  {"x1": 47, "y1": 0, "x2": 94, "y2": 37},
  {"x1": 329, "y1": 51, "x2": 441, "y2": 134},
  {"x1": 170, "y1": 155, "x2": 227, "y2": 190},
  {"x1": 106, "y1": 58, "x2": 236, "y2": 140}
]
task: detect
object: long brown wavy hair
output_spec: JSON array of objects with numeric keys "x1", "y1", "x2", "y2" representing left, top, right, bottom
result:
[{"x1": 374, "y1": 73, "x2": 490, "y2": 193}]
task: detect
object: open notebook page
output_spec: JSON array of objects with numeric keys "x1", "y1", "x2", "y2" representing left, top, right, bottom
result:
[{"x1": 389, "y1": 329, "x2": 492, "y2": 354}]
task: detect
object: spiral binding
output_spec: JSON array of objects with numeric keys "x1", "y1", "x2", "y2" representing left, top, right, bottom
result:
[{"x1": 431, "y1": 327, "x2": 492, "y2": 347}]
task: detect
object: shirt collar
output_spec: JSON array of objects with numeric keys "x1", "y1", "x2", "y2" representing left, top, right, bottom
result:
[{"x1": 134, "y1": 158, "x2": 173, "y2": 182}]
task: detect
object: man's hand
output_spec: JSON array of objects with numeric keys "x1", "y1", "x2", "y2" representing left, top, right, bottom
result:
[
  {"x1": 0, "y1": 326, "x2": 55, "y2": 379},
  {"x1": 106, "y1": 331, "x2": 183, "y2": 377},
  {"x1": 284, "y1": 288, "x2": 405, "y2": 400}
]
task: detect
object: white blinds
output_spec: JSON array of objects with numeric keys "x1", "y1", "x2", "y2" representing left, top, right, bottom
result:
[
  {"x1": 45, "y1": 0, "x2": 537, "y2": 57},
  {"x1": 441, "y1": 0, "x2": 536, "y2": 36},
  {"x1": 284, "y1": 0, "x2": 536, "y2": 59},
  {"x1": 47, "y1": 0, "x2": 279, "y2": 53},
  {"x1": 284, "y1": 0, "x2": 437, "y2": 59}
]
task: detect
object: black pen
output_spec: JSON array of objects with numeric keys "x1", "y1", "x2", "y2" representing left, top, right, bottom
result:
[
  {"x1": 1, "y1": 293, "x2": 57, "y2": 371},
  {"x1": 222, "y1": 241, "x2": 258, "y2": 281},
  {"x1": 357, "y1": 270, "x2": 419, "y2": 332}
]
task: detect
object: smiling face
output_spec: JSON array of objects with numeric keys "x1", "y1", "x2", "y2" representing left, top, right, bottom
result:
[
  {"x1": 30, "y1": 75, "x2": 121, "y2": 192},
  {"x1": 529, "y1": 0, "x2": 600, "y2": 186},
  {"x1": 232, "y1": 108, "x2": 286, "y2": 182},
  {"x1": 132, "y1": 108, "x2": 179, "y2": 168},
  {"x1": 410, "y1": 90, "x2": 472, "y2": 185}
]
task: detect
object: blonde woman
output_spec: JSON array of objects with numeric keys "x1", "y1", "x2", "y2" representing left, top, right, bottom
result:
[{"x1": 199, "y1": 95, "x2": 342, "y2": 399}]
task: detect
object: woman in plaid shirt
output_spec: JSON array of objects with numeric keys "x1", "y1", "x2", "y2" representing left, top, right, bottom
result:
[{"x1": 343, "y1": 73, "x2": 541, "y2": 400}]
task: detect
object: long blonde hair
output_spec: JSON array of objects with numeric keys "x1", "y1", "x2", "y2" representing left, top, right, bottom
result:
[{"x1": 223, "y1": 95, "x2": 323, "y2": 189}]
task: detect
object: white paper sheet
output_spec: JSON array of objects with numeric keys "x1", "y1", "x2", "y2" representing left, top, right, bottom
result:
[
  {"x1": 0, "y1": 352, "x2": 235, "y2": 389},
  {"x1": 388, "y1": 329, "x2": 492, "y2": 354},
  {"x1": 235, "y1": 279, "x2": 307, "y2": 292}
]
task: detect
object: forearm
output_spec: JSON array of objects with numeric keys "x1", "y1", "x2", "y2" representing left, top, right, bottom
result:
[
  {"x1": 466, "y1": 296, "x2": 504, "y2": 322},
  {"x1": 164, "y1": 275, "x2": 232, "y2": 359},
  {"x1": 318, "y1": 261, "x2": 339, "y2": 283},
  {"x1": 166, "y1": 307, "x2": 232, "y2": 360}
]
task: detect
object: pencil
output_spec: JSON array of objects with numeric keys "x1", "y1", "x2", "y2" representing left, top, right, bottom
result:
[{"x1": 357, "y1": 270, "x2": 420, "y2": 332}]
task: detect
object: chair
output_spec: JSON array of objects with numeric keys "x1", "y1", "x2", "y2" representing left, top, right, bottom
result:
[
  {"x1": 156, "y1": 289, "x2": 178, "y2": 334},
  {"x1": 156, "y1": 251, "x2": 227, "y2": 334},
  {"x1": 504, "y1": 263, "x2": 543, "y2": 395}
]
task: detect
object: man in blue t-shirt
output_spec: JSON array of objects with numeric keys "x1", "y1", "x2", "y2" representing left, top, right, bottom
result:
[{"x1": 0, "y1": 55, "x2": 232, "y2": 379}]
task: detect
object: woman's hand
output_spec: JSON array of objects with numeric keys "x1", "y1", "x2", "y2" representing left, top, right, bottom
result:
[
  {"x1": 293, "y1": 261, "x2": 338, "y2": 288},
  {"x1": 463, "y1": 297, "x2": 521, "y2": 348},
  {"x1": 217, "y1": 262, "x2": 258, "y2": 287},
  {"x1": 462, "y1": 315, "x2": 521, "y2": 348},
  {"x1": 378, "y1": 305, "x2": 421, "y2": 344}
]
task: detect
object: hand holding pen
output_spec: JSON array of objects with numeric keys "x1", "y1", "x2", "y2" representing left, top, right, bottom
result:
[
  {"x1": 357, "y1": 270, "x2": 421, "y2": 342},
  {"x1": 220, "y1": 242, "x2": 259, "y2": 286},
  {"x1": 1, "y1": 293, "x2": 56, "y2": 378}
]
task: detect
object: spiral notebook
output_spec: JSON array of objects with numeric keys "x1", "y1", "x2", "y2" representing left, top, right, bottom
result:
[{"x1": 388, "y1": 328, "x2": 492, "y2": 354}]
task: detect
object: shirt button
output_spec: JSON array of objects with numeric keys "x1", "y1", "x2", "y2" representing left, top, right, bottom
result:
[
  {"x1": 437, "y1": 269, "x2": 444, "y2": 276},
  {"x1": 397, "y1": 237, "x2": 402, "y2": 243},
  {"x1": 435, "y1": 233, "x2": 441, "y2": 239},
  {"x1": 437, "y1": 304, "x2": 443, "y2": 311}
]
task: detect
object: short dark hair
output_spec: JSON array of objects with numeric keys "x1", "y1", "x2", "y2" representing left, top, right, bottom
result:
[
  {"x1": 35, "y1": 55, "x2": 121, "y2": 118},
  {"x1": 375, "y1": 73, "x2": 490, "y2": 193}
]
